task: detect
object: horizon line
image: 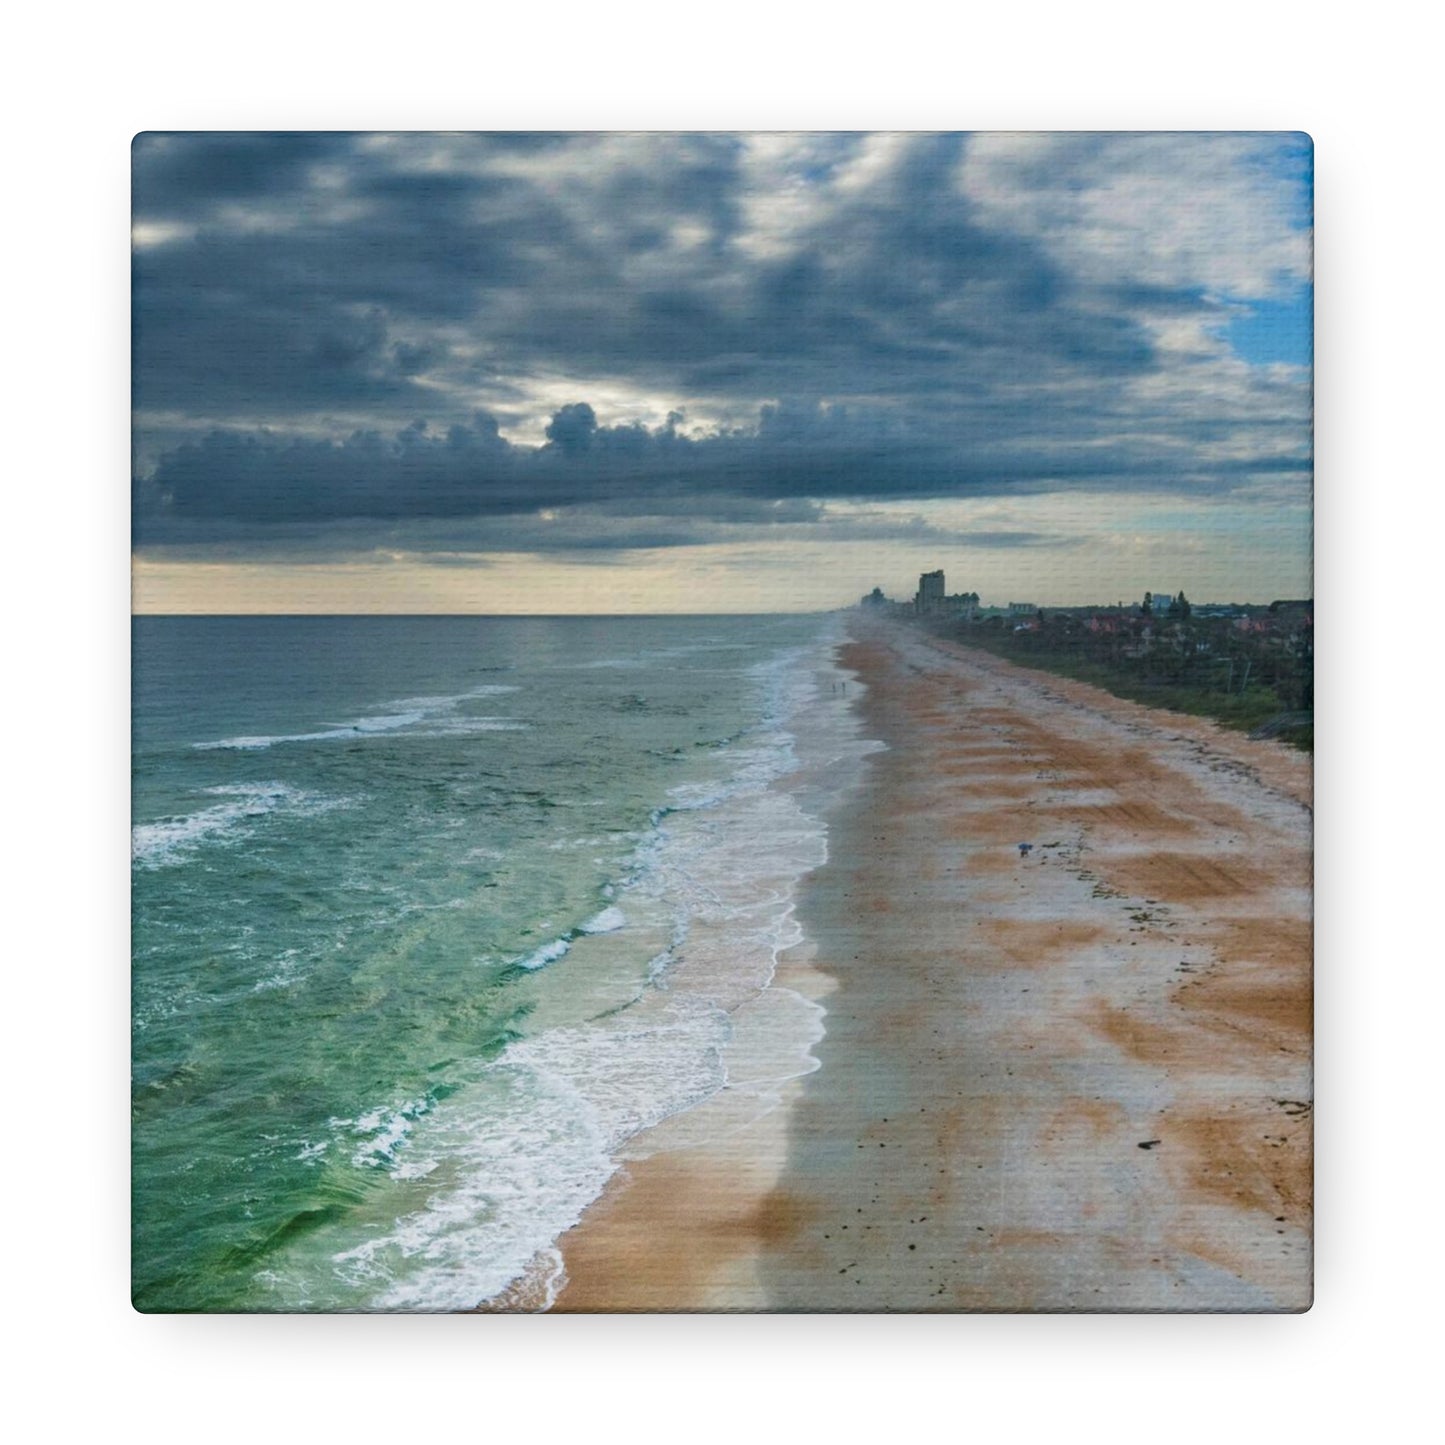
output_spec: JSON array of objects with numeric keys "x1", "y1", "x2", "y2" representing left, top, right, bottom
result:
[{"x1": 130, "y1": 599, "x2": 1309, "y2": 620}]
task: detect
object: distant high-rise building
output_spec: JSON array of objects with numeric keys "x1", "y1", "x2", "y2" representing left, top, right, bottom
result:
[{"x1": 915, "y1": 570, "x2": 945, "y2": 613}]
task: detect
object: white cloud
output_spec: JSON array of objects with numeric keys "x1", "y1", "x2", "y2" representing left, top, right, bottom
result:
[
  {"x1": 732, "y1": 133, "x2": 846, "y2": 261},
  {"x1": 131, "y1": 219, "x2": 196, "y2": 248},
  {"x1": 958, "y1": 132, "x2": 1311, "y2": 299}
]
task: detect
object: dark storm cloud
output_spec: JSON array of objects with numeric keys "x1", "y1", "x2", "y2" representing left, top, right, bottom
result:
[
  {"x1": 135, "y1": 403, "x2": 1305, "y2": 552},
  {"x1": 131, "y1": 132, "x2": 1312, "y2": 553},
  {"x1": 132, "y1": 132, "x2": 351, "y2": 213}
]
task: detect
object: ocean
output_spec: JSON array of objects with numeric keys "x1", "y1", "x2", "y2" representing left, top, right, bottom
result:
[{"x1": 132, "y1": 613, "x2": 871, "y2": 1311}]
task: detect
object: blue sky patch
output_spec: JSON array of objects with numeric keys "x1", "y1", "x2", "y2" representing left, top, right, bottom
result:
[{"x1": 1225, "y1": 287, "x2": 1313, "y2": 367}]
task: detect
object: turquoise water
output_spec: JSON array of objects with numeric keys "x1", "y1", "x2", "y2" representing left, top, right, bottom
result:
[{"x1": 132, "y1": 614, "x2": 834, "y2": 1311}]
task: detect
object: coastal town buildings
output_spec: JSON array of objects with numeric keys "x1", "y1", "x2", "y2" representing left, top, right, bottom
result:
[{"x1": 857, "y1": 572, "x2": 1312, "y2": 725}]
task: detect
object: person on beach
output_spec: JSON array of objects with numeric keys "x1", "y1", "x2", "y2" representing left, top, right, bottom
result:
[{"x1": 1018, "y1": 842, "x2": 1033, "y2": 859}]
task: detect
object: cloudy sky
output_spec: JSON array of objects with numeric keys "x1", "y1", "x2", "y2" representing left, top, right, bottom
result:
[{"x1": 132, "y1": 131, "x2": 1312, "y2": 613}]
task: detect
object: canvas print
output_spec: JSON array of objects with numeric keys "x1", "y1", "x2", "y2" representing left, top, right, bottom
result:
[{"x1": 131, "y1": 132, "x2": 1312, "y2": 1312}]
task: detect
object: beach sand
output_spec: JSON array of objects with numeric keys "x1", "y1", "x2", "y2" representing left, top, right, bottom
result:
[{"x1": 549, "y1": 617, "x2": 1312, "y2": 1312}]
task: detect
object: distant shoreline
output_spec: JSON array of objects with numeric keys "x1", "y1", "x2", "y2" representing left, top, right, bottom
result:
[{"x1": 547, "y1": 616, "x2": 1312, "y2": 1311}]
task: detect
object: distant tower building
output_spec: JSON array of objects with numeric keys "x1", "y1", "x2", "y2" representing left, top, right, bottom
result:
[{"x1": 915, "y1": 570, "x2": 945, "y2": 614}]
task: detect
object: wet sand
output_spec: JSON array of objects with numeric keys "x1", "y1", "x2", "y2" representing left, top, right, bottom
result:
[{"x1": 550, "y1": 617, "x2": 1312, "y2": 1311}]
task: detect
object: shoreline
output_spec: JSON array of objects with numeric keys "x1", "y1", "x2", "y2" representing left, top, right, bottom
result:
[
  {"x1": 548, "y1": 616, "x2": 1312, "y2": 1311},
  {"x1": 505, "y1": 622, "x2": 877, "y2": 1311}
]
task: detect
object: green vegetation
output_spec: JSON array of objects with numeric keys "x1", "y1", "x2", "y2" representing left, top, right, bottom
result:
[
  {"x1": 1272, "y1": 724, "x2": 1313, "y2": 754},
  {"x1": 938, "y1": 604, "x2": 1312, "y2": 753}
]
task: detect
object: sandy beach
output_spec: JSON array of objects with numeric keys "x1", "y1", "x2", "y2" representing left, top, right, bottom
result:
[{"x1": 550, "y1": 616, "x2": 1312, "y2": 1312}]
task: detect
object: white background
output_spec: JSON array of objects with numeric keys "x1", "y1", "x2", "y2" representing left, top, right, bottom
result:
[{"x1": 6, "y1": 3, "x2": 1437, "y2": 1440}]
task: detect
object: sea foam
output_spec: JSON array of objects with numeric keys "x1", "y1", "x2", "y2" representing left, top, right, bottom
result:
[
  {"x1": 194, "y1": 684, "x2": 525, "y2": 751},
  {"x1": 132, "y1": 783, "x2": 350, "y2": 868},
  {"x1": 580, "y1": 906, "x2": 627, "y2": 934}
]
